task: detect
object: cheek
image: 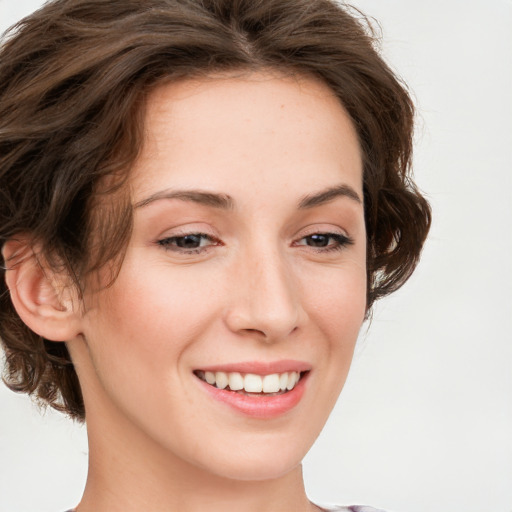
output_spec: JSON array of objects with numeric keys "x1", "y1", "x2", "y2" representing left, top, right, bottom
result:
[
  {"x1": 302, "y1": 260, "x2": 367, "y2": 335},
  {"x1": 79, "y1": 265, "x2": 223, "y2": 431},
  {"x1": 87, "y1": 260, "x2": 223, "y2": 364},
  {"x1": 300, "y1": 257, "x2": 366, "y2": 398}
]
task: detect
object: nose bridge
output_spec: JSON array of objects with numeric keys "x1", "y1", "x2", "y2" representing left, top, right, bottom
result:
[{"x1": 226, "y1": 241, "x2": 302, "y2": 340}]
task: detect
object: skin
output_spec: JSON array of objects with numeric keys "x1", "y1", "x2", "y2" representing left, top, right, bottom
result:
[{"x1": 64, "y1": 72, "x2": 368, "y2": 512}]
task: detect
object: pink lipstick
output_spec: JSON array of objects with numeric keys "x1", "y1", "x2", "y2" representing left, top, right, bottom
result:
[{"x1": 194, "y1": 360, "x2": 311, "y2": 419}]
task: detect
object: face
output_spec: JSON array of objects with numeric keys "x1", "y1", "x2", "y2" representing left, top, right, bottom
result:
[{"x1": 75, "y1": 72, "x2": 367, "y2": 481}]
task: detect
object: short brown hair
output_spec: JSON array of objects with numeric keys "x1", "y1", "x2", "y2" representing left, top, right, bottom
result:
[{"x1": 0, "y1": 0, "x2": 431, "y2": 420}]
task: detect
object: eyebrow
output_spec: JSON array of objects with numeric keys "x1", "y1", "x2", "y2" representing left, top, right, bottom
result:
[
  {"x1": 298, "y1": 184, "x2": 362, "y2": 209},
  {"x1": 134, "y1": 189, "x2": 234, "y2": 209},
  {"x1": 134, "y1": 183, "x2": 362, "y2": 210}
]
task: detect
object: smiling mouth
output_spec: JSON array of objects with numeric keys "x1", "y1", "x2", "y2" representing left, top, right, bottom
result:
[{"x1": 194, "y1": 370, "x2": 306, "y2": 396}]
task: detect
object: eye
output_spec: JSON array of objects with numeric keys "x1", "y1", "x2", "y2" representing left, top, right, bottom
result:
[
  {"x1": 157, "y1": 233, "x2": 219, "y2": 253},
  {"x1": 295, "y1": 232, "x2": 353, "y2": 252}
]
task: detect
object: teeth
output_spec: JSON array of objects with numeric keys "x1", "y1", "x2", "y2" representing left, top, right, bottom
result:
[
  {"x1": 244, "y1": 373, "x2": 263, "y2": 392},
  {"x1": 215, "y1": 371, "x2": 228, "y2": 390},
  {"x1": 262, "y1": 373, "x2": 280, "y2": 393},
  {"x1": 228, "y1": 372, "x2": 244, "y2": 391},
  {"x1": 198, "y1": 370, "x2": 303, "y2": 393},
  {"x1": 286, "y1": 372, "x2": 296, "y2": 390}
]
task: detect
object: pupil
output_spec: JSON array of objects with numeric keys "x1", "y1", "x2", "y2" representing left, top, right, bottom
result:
[
  {"x1": 308, "y1": 234, "x2": 329, "y2": 247},
  {"x1": 177, "y1": 235, "x2": 201, "y2": 248}
]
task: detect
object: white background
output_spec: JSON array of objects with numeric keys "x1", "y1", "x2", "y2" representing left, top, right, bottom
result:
[{"x1": 0, "y1": 1, "x2": 511, "y2": 511}]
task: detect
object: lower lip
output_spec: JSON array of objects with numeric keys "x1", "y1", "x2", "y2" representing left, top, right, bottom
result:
[{"x1": 196, "y1": 373, "x2": 309, "y2": 419}]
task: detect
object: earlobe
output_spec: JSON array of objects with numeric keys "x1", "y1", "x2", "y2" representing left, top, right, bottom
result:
[{"x1": 2, "y1": 238, "x2": 83, "y2": 342}]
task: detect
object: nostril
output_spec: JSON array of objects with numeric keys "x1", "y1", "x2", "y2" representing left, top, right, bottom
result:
[{"x1": 243, "y1": 328, "x2": 266, "y2": 336}]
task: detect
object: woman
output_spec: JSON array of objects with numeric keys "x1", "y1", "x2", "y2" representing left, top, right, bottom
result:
[{"x1": 0, "y1": 0, "x2": 431, "y2": 511}]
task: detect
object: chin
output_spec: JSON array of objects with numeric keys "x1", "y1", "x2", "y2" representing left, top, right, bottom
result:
[
  {"x1": 189, "y1": 434, "x2": 312, "y2": 482},
  {"x1": 206, "y1": 455, "x2": 303, "y2": 482}
]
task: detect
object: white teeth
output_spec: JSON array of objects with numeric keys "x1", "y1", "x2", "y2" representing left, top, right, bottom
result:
[
  {"x1": 199, "y1": 370, "x2": 303, "y2": 393},
  {"x1": 279, "y1": 372, "x2": 288, "y2": 391},
  {"x1": 244, "y1": 373, "x2": 263, "y2": 393},
  {"x1": 262, "y1": 373, "x2": 280, "y2": 393},
  {"x1": 228, "y1": 372, "x2": 244, "y2": 391},
  {"x1": 286, "y1": 372, "x2": 296, "y2": 390},
  {"x1": 215, "y1": 371, "x2": 228, "y2": 389}
]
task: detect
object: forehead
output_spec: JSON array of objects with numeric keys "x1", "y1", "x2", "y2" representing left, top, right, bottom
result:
[{"x1": 130, "y1": 71, "x2": 362, "y2": 204}]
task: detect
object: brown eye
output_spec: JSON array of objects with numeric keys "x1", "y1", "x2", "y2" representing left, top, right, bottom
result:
[
  {"x1": 174, "y1": 234, "x2": 204, "y2": 249},
  {"x1": 305, "y1": 234, "x2": 331, "y2": 247},
  {"x1": 158, "y1": 233, "x2": 217, "y2": 252},
  {"x1": 296, "y1": 232, "x2": 353, "y2": 252}
]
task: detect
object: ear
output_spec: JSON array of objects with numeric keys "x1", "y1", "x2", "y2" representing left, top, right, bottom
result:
[{"x1": 2, "y1": 237, "x2": 83, "y2": 342}]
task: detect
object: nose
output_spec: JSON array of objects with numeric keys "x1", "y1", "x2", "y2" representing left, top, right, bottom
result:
[{"x1": 224, "y1": 247, "x2": 306, "y2": 342}]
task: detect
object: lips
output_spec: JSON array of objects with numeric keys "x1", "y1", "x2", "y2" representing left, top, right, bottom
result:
[
  {"x1": 193, "y1": 361, "x2": 311, "y2": 418},
  {"x1": 196, "y1": 360, "x2": 312, "y2": 375}
]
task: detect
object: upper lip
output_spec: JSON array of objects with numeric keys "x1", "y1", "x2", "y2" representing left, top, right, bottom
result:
[{"x1": 195, "y1": 360, "x2": 312, "y2": 375}]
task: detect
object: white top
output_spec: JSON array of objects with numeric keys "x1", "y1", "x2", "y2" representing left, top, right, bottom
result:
[{"x1": 317, "y1": 506, "x2": 388, "y2": 512}]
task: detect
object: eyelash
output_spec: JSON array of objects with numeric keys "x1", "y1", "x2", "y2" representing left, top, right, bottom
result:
[
  {"x1": 156, "y1": 232, "x2": 353, "y2": 254},
  {"x1": 157, "y1": 233, "x2": 219, "y2": 254},
  {"x1": 294, "y1": 232, "x2": 354, "y2": 252}
]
